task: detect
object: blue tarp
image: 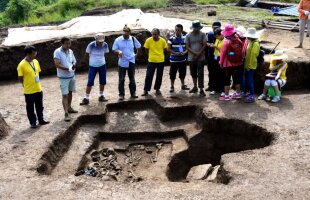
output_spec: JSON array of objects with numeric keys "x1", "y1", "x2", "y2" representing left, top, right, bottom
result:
[{"x1": 272, "y1": 5, "x2": 299, "y2": 17}]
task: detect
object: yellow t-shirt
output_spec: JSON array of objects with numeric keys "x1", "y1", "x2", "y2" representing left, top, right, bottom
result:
[
  {"x1": 17, "y1": 59, "x2": 42, "y2": 94},
  {"x1": 144, "y1": 37, "x2": 168, "y2": 63},
  {"x1": 214, "y1": 38, "x2": 223, "y2": 56}
]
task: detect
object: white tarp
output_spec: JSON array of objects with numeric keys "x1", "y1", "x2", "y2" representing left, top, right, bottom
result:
[{"x1": 2, "y1": 9, "x2": 212, "y2": 46}]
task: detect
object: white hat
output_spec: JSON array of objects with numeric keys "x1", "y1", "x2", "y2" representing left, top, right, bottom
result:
[
  {"x1": 244, "y1": 28, "x2": 259, "y2": 39},
  {"x1": 236, "y1": 26, "x2": 247, "y2": 38},
  {"x1": 271, "y1": 50, "x2": 288, "y2": 61},
  {"x1": 95, "y1": 33, "x2": 105, "y2": 42}
]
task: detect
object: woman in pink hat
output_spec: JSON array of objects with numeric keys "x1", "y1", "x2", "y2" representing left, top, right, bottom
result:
[{"x1": 219, "y1": 24, "x2": 244, "y2": 101}]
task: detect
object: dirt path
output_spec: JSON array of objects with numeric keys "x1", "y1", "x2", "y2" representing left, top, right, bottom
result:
[{"x1": 0, "y1": 65, "x2": 309, "y2": 199}]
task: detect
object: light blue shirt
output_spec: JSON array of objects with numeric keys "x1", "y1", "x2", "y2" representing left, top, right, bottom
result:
[
  {"x1": 112, "y1": 36, "x2": 141, "y2": 68},
  {"x1": 53, "y1": 47, "x2": 77, "y2": 78},
  {"x1": 86, "y1": 41, "x2": 109, "y2": 67}
]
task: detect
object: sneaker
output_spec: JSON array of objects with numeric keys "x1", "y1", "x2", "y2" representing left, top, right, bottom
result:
[
  {"x1": 156, "y1": 90, "x2": 162, "y2": 95},
  {"x1": 130, "y1": 95, "x2": 138, "y2": 99},
  {"x1": 219, "y1": 95, "x2": 231, "y2": 101},
  {"x1": 119, "y1": 95, "x2": 124, "y2": 101},
  {"x1": 271, "y1": 96, "x2": 281, "y2": 103},
  {"x1": 244, "y1": 95, "x2": 255, "y2": 103},
  {"x1": 80, "y1": 98, "x2": 89, "y2": 105},
  {"x1": 181, "y1": 85, "x2": 190, "y2": 90},
  {"x1": 189, "y1": 87, "x2": 198, "y2": 93},
  {"x1": 98, "y1": 95, "x2": 108, "y2": 102},
  {"x1": 68, "y1": 107, "x2": 78, "y2": 113},
  {"x1": 199, "y1": 90, "x2": 206, "y2": 97},
  {"x1": 64, "y1": 113, "x2": 71, "y2": 122},
  {"x1": 31, "y1": 123, "x2": 37, "y2": 129},
  {"x1": 141, "y1": 91, "x2": 149, "y2": 96},
  {"x1": 39, "y1": 120, "x2": 50, "y2": 125},
  {"x1": 232, "y1": 92, "x2": 241, "y2": 99},
  {"x1": 170, "y1": 87, "x2": 175, "y2": 93},
  {"x1": 220, "y1": 92, "x2": 225, "y2": 97},
  {"x1": 210, "y1": 91, "x2": 216, "y2": 95},
  {"x1": 257, "y1": 94, "x2": 266, "y2": 100},
  {"x1": 205, "y1": 87, "x2": 211, "y2": 92}
]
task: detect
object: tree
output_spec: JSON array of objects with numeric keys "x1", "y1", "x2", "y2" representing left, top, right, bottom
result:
[
  {"x1": 4, "y1": 0, "x2": 33, "y2": 23},
  {"x1": 0, "y1": 0, "x2": 9, "y2": 12}
]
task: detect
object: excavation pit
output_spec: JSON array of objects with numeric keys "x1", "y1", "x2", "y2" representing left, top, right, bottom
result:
[{"x1": 36, "y1": 100, "x2": 274, "y2": 184}]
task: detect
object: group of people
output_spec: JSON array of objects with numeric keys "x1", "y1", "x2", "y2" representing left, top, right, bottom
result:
[{"x1": 17, "y1": 21, "x2": 289, "y2": 128}]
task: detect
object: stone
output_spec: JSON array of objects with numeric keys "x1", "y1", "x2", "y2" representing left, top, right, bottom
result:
[
  {"x1": 206, "y1": 165, "x2": 221, "y2": 183},
  {"x1": 0, "y1": 113, "x2": 9, "y2": 140},
  {"x1": 186, "y1": 164, "x2": 212, "y2": 180}
]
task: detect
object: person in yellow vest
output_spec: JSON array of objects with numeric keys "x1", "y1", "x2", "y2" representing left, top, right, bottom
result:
[
  {"x1": 17, "y1": 46, "x2": 50, "y2": 128},
  {"x1": 258, "y1": 50, "x2": 288, "y2": 103}
]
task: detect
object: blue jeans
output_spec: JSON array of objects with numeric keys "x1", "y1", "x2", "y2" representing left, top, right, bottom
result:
[
  {"x1": 245, "y1": 70, "x2": 255, "y2": 95},
  {"x1": 87, "y1": 65, "x2": 106, "y2": 87},
  {"x1": 118, "y1": 62, "x2": 136, "y2": 96},
  {"x1": 144, "y1": 62, "x2": 164, "y2": 91}
]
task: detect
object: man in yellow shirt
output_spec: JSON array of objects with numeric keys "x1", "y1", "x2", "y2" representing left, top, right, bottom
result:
[
  {"x1": 142, "y1": 28, "x2": 168, "y2": 96},
  {"x1": 17, "y1": 46, "x2": 49, "y2": 128}
]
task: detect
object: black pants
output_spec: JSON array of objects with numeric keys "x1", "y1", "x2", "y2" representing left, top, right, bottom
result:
[
  {"x1": 118, "y1": 62, "x2": 136, "y2": 96},
  {"x1": 214, "y1": 58, "x2": 225, "y2": 92},
  {"x1": 189, "y1": 60, "x2": 204, "y2": 89},
  {"x1": 169, "y1": 61, "x2": 187, "y2": 80},
  {"x1": 144, "y1": 62, "x2": 164, "y2": 91},
  {"x1": 207, "y1": 58, "x2": 216, "y2": 91},
  {"x1": 24, "y1": 92, "x2": 44, "y2": 125}
]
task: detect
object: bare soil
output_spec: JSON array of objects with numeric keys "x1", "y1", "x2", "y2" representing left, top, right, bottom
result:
[{"x1": 0, "y1": 64, "x2": 309, "y2": 199}]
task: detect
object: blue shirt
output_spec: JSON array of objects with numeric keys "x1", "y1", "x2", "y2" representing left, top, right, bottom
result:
[
  {"x1": 112, "y1": 36, "x2": 141, "y2": 68},
  {"x1": 168, "y1": 35, "x2": 187, "y2": 62},
  {"x1": 86, "y1": 41, "x2": 109, "y2": 67},
  {"x1": 53, "y1": 47, "x2": 77, "y2": 78},
  {"x1": 206, "y1": 31, "x2": 216, "y2": 60}
]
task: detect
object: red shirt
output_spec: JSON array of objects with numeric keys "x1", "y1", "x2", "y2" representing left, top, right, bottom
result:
[{"x1": 298, "y1": 0, "x2": 310, "y2": 20}]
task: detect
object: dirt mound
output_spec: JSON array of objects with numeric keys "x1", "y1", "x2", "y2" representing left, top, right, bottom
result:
[
  {"x1": 0, "y1": 113, "x2": 9, "y2": 139},
  {"x1": 0, "y1": 29, "x2": 151, "y2": 81}
]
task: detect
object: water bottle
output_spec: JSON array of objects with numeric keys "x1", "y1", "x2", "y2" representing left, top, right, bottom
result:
[{"x1": 229, "y1": 51, "x2": 235, "y2": 56}]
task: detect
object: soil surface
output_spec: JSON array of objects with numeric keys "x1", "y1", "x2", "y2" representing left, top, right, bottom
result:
[{"x1": 0, "y1": 65, "x2": 309, "y2": 199}]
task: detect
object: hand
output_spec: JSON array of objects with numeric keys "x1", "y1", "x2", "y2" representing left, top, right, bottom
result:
[
  {"x1": 68, "y1": 65, "x2": 75, "y2": 73},
  {"x1": 209, "y1": 43, "x2": 215, "y2": 48},
  {"x1": 118, "y1": 51, "x2": 123, "y2": 58},
  {"x1": 304, "y1": 11, "x2": 310, "y2": 16}
]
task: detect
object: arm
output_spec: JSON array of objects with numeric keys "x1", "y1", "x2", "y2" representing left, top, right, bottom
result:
[
  {"x1": 54, "y1": 58, "x2": 69, "y2": 71},
  {"x1": 186, "y1": 43, "x2": 198, "y2": 55},
  {"x1": 18, "y1": 76, "x2": 24, "y2": 87},
  {"x1": 145, "y1": 48, "x2": 149, "y2": 57},
  {"x1": 219, "y1": 41, "x2": 229, "y2": 67},
  {"x1": 112, "y1": 40, "x2": 122, "y2": 57},
  {"x1": 167, "y1": 43, "x2": 181, "y2": 56},
  {"x1": 275, "y1": 64, "x2": 287, "y2": 80}
]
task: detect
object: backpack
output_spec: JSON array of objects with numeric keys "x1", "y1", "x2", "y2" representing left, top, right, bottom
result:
[
  {"x1": 228, "y1": 37, "x2": 243, "y2": 63},
  {"x1": 257, "y1": 42, "x2": 265, "y2": 66}
]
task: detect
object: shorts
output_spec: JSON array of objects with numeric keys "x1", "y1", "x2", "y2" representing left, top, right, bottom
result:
[
  {"x1": 265, "y1": 79, "x2": 286, "y2": 88},
  {"x1": 87, "y1": 65, "x2": 107, "y2": 87},
  {"x1": 223, "y1": 66, "x2": 240, "y2": 86},
  {"x1": 59, "y1": 76, "x2": 76, "y2": 95},
  {"x1": 169, "y1": 61, "x2": 187, "y2": 80}
]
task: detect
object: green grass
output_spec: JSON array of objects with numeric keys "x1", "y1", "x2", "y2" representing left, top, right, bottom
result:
[
  {"x1": 0, "y1": 0, "x2": 168, "y2": 26},
  {"x1": 193, "y1": 0, "x2": 300, "y2": 4}
]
